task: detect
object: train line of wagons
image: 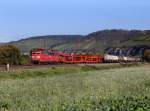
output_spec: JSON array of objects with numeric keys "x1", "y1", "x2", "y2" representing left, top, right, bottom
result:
[{"x1": 31, "y1": 45, "x2": 150, "y2": 64}]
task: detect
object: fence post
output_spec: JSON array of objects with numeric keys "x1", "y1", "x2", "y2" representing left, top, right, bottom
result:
[{"x1": 6, "y1": 63, "x2": 10, "y2": 71}]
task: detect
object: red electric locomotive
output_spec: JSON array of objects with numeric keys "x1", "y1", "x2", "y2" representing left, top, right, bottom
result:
[{"x1": 31, "y1": 49, "x2": 62, "y2": 64}]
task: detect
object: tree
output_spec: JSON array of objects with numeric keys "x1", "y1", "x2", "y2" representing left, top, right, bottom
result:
[
  {"x1": 0, "y1": 45, "x2": 21, "y2": 65},
  {"x1": 144, "y1": 49, "x2": 150, "y2": 62}
]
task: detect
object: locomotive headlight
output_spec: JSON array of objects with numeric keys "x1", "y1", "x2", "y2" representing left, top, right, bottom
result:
[
  {"x1": 36, "y1": 56, "x2": 40, "y2": 59},
  {"x1": 32, "y1": 56, "x2": 40, "y2": 59}
]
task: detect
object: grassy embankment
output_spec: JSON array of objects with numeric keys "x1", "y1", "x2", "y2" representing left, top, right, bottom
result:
[{"x1": 0, "y1": 63, "x2": 150, "y2": 111}]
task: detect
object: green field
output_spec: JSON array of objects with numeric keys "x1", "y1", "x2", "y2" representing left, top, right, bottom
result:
[{"x1": 0, "y1": 64, "x2": 150, "y2": 111}]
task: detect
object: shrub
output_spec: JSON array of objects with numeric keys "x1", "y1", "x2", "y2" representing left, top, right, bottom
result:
[{"x1": 19, "y1": 55, "x2": 31, "y2": 65}]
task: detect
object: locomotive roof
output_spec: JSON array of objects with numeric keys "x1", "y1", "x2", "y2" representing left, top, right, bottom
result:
[{"x1": 32, "y1": 48, "x2": 45, "y2": 51}]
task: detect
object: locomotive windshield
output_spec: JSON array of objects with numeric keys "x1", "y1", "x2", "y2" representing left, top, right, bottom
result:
[{"x1": 32, "y1": 52, "x2": 41, "y2": 54}]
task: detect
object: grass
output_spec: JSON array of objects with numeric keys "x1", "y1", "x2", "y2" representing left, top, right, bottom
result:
[{"x1": 0, "y1": 64, "x2": 149, "y2": 111}]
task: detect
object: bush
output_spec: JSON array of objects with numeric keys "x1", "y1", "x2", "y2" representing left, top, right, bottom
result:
[{"x1": 19, "y1": 55, "x2": 31, "y2": 65}]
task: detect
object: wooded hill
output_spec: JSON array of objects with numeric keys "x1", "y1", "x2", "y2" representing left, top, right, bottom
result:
[{"x1": 8, "y1": 29, "x2": 150, "y2": 54}]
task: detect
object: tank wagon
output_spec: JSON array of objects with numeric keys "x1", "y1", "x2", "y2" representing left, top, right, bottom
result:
[
  {"x1": 104, "y1": 46, "x2": 150, "y2": 62},
  {"x1": 31, "y1": 49, "x2": 104, "y2": 64}
]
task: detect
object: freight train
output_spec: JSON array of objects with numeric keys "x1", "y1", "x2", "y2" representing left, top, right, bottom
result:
[
  {"x1": 31, "y1": 45, "x2": 150, "y2": 64},
  {"x1": 31, "y1": 49, "x2": 104, "y2": 64}
]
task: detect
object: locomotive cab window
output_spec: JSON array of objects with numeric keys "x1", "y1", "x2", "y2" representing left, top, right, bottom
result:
[{"x1": 32, "y1": 52, "x2": 41, "y2": 54}]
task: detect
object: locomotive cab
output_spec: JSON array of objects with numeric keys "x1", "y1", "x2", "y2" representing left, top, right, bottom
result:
[{"x1": 31, "y1": 49, "x2": 44, "y2": 64}]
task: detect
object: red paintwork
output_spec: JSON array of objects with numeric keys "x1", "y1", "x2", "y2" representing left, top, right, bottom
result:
[
  {"x1": 31, "y1": 49, "x2": 104, "y2": 64},
  {"x1": 31, "y1": 49, "x2": 61, "y2": 63}
]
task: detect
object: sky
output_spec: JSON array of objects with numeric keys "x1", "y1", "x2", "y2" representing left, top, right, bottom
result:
[{"x1": 0, "y1": 0, "x2": 150, "y2": 42}]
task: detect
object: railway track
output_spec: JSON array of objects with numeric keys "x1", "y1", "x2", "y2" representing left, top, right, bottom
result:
[
  {"x1": 0, "y1": 63, "x2": 110, "y2": 71},
  {"x1": 0, "y1": 64, "x2": 80, "y2": 71}
]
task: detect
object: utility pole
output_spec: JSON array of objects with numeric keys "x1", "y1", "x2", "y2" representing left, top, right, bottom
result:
[{"x1": 44, "y1": 39, "x2": 46, "y2": 49}]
